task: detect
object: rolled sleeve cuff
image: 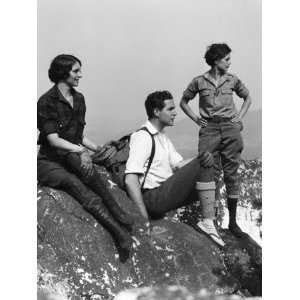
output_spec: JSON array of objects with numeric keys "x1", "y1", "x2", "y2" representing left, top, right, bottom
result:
[
  {"x1": 42, "y1": 121, "x2": 58, "y2": 136},
  {"x1": 171, "y1": 155, "x2": 184, "y2": 169},
  {"x1": 238, "y1": 88, "x2": 249, "y2": 99},
  {"x1": 125, "y1": 155, "x2": 147, "y2": 175},
  {"x1": 182, "y1": 79, "x2": 199, "y2": 100},
  {"x1": 234, "y1": 78, "x2": 250, "y2": 99},
  {"x1": 124, "y1": 168, "x2": 144, "y2": 175},
  {"x1": 182, "y1": 88, "x2": 196, "y2": 100}
]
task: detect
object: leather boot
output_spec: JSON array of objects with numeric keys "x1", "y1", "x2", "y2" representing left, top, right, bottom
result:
[
  {"x1": 61, "y1": 177, "x2": 133, "y2": 262},
  {"x1": 87, "y1": 199, "x2": 133, "y2": 262},
  {"x1": 228, "y1": 197, "x2": 245, "y2": 238},
  {"x1": 87, "y1": 170, "x2": 134, "y2": 231},
  {"x1": 64, "y1": 153, "x2": 134, "y2": 230}
]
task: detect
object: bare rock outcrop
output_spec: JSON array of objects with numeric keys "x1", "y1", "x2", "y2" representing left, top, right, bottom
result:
[{"x1": 37, "y1": 166, "x2": 261, "y2": 300}]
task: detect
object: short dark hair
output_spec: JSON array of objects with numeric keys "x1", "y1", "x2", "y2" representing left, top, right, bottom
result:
[
  {"x1": 48, "y1": 54, "x2": 82, "y2": 83},
  {"x1": 145, "y1": 91, "x2": 173, "y2": 119},
  {"x1": 204, "y1": 43, "x2": 231, "y2": 67}
]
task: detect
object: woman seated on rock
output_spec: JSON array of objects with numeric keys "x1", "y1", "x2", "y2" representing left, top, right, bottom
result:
[{"x1": 37, "y1": 54, "x2": 133, "y2": 262}]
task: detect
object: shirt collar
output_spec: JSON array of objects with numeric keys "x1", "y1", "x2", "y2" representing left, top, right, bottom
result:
[
  {"x1": 143, "y1": 120, "x2": 160, "y2": 135},
  {"x1": 50, "y1": 85, "x2": 78, "y2": 107},
  {"x1": 203, "y1": 72, "x2": 230, "y2": 88}
]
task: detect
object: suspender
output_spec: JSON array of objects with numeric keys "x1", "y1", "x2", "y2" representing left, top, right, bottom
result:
[{"x1": 138, "y1": 127, "x2": 156, "y2": 190}]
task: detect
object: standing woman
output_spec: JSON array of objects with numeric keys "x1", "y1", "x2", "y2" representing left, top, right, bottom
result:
[
  {"x1": 180, "y1": 44, "x2": 252, "y2": 238},
  {"x1": 37, "y1": 54, "x2": 133, "y2": 261}
]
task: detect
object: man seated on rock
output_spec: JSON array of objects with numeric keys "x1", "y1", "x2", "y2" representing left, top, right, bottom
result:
[
  {"x1": 125, "y1": 91, "x2": 225, "y2": 247},
  {"x1": 37, "y1": 54, "x2": 133, "y2": 261}
]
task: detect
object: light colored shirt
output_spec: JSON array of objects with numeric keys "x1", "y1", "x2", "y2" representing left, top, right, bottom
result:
[
  {"x1": 182, "y1": 72, "x2": 249, "y2": 119},
  {"x1": 125, "y1": 120, "x2": 183, "y2": 189}
]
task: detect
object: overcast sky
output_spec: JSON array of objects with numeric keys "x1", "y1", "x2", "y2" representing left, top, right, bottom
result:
[{"x1": 38, "y1": 0, "x2": 261, "y2": 142}]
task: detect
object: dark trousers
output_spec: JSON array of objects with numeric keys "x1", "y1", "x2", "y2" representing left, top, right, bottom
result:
[
  {"x1": 37, "y1": 153, "x2": 111, "y2": 213},
  {"x1": 198, "y1": 119, "x2": 243, "y2": 198},
  {"x1": 143, "y1": 158, "x2": 214, "y2": 219},
  {"x1": 37, "y1": 156, "x2": 103, "y2": 212},
  {"x1": 38, "y1": 152, "x2": 134, "y2": 261}
]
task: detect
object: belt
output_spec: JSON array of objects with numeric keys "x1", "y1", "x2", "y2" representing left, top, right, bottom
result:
[{"x1": 204, "y1": 116, "x2": 233, "y2": 123}]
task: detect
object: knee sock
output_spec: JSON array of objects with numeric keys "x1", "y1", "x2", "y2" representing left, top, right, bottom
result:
[
  {"x1": 227, "y1": 197, "x2": 245, "y2": 237},
  {"x1": 196, "y1": 181, "x2": 216, "y2": 219},
  {"x1": 227, "y1": 197, "x2": 238, "y2": 225}
]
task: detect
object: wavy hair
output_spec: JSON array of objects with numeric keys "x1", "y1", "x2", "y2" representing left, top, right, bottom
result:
[
  {"x1": 204, "y1": 43, "x2": 231, "y2": 67},
  {"x1": 48, "y1": 54, "x2": 81, "y2": 84},
  {"x1": 145, "y1": 91, "x2": 173, "y2": 119}
]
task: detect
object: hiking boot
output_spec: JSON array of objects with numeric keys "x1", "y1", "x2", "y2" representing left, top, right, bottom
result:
[
  {"x1": 227, "y1": 197, "x2": 246, "y2": 238},
  {"x1": 229, "y1": 222, "x2": 245, "y2": 238},
  {"x1": 87, "y1": 170, "x2": 134, "y2": 230},
  {"x1": 64, "y1": 152, "x2": 134, "y2": 230},
  {"x1": 196, "y1": 218, "x2": 225, "y2": 247},
  {"x1": 90, "y1": 204, "x2": 133, "y2": 262}
]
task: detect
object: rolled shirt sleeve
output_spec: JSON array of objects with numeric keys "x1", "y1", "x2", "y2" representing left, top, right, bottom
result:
[
  {"x1": 125, "y1": 131, "x2": 152, "y2": 175},
  {"x1": 37, "y1": 99, "x2": 59, "y2": 136},
  {"x1": 233, "y1": 76, "x2": 249, "y2": 99},
  {"x1": 182, "y1": 77, "x2": 199, "y2": 100}
]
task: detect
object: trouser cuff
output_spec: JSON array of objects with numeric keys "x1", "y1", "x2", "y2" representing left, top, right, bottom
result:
[
  {"x1": 227, "y1": 194, "x2": 239, "y2": 199},
  {"x1": 196, "y1": 181, "x2": 216, "y2": 190}
]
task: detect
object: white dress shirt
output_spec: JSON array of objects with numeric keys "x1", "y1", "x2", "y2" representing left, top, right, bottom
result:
[{"x1": 125, "y1": 120, "x2": 183, "y2": 189}]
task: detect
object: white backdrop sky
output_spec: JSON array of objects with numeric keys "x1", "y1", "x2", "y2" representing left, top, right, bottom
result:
[{"x1": 38, "y1": 0, "x2": 261, "y2": 143}]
